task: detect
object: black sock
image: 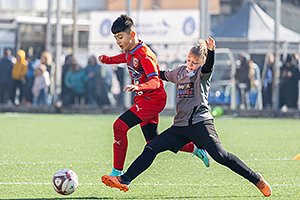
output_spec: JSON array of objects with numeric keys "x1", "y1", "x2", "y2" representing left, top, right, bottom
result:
[{"x1": 120, "y1": 174, "x2": 131, "y2": 185}]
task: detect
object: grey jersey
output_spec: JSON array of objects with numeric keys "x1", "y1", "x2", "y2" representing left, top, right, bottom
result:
[{"x1": 164, "y1": 65, "x2": 214, "y2": 126}]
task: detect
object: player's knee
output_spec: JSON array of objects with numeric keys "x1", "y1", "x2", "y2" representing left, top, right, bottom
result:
[
  {"x1": 144, "y1": 145, "x2": 158, "y2": 157},
  {"x1": 113, "y1": 118, "x2": 129, "y2": 136},
  {"x1": 212, "y1": 151, "x2": 229, "y2": 165},
  {"x1": 141, "y1": 124, "x2": 158, "y2": 142}
]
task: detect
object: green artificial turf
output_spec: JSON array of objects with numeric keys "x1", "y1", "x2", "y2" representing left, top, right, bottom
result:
[{"x1": 0, "y1": 113, "x2": 299, "y2": 199}]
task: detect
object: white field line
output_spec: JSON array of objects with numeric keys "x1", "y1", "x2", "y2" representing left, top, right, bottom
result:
[
  {"x1": 0, "y1": 161, "x2": 101, "y2": 166},
  {"x1": 0, "y1": 182, "x2": 299, "y2": 187},
  {"x1": 0, "y1": 158, "x2": 293, "y2": 166},
  {"x1": 0, "y1": 182, "x2": 51, "y2": 185},
  {"x1": 0, "y1": 182, "x2": 95, "y2": 186}
]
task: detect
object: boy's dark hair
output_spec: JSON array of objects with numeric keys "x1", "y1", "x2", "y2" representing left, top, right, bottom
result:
[{"x1": 111, "y1": 14, "x2": 135, "y2": 34}]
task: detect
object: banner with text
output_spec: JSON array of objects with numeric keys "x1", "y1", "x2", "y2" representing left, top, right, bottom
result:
[{"x1": 89, "y1": 10, "x2": 200, "y2": 45}]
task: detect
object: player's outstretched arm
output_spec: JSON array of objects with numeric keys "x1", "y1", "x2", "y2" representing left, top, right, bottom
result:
[
  {"x1": 98, "y1": 55, "x2": 110, "y2": 64},
  {"x1": 201, "y1": 36, "x2": 215, "y2": 73},
  {"x1": 98, "y1": 53, "x2": 127, "y2": 64}
]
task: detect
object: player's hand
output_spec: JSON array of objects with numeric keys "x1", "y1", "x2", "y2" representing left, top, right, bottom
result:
[
  {"x1": 124, "y1": 84, "x2": 140, "y2": 92},
  {"x1": 205, "y1": 36, "x2": 216, "y2": 51},
  {"x1": 98, "y1": 55, "x2": 109, "y2": 63}
]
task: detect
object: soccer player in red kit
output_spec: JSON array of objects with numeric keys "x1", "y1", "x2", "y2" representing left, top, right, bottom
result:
[{"x1": 99, "y1": 14, "x2": 209, "y2": 176}]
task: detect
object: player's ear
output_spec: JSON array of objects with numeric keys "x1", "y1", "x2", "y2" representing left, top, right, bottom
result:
[{"x1": 130, "y1": 31, "x2": 136, "y2": 39}]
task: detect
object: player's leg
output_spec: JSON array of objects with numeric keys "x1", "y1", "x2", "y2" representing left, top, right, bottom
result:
[
  {"x1": 141, "y1": 123, "x2": 158, "y2": 143},
  {"x1": 110, "y1": 97, "x2": 165, "y2": 176},
  {"x1": 102, "y1": 131, "x2": 173, "y2": 192},
  {"x1": 140, "y1": 114, "x2": 190, "y2": 146},
  {"x1": 192, "y1": 120, "x2": 271, "y2": 197},
  {"x1": 120, "y1": 135, "x2": 173, "y2": 184},
  {"x1": 102, "y1": 126, "x2": 187, "y2": 191},
  {"x1": 140, "y1": 121, "x2": 194, "y2": 151},
  {"x1": 205, "y1": 142, "x2": 271, "y2": 196},
  {"x1": 136, "y1": 98, "x2": 164, "y2": 143},
  {"x1": 110, "y1": 109, "x2": 142, "y2": 176},
  {"x1": 141, "y1": 119, "x2": 209, "y2": 167}
]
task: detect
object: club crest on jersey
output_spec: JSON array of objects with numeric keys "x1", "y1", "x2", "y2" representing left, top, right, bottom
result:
[
  {"x1": 178, "y1": 82, "x2": 194, "y2": 98},
  {"x1": 133, "y1": 57, "x2": 139, "y2": 68}
]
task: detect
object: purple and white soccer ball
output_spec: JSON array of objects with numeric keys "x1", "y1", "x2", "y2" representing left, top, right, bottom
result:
[{"x1": 52, "y1": 169, "x2": 79, "y2": 195}]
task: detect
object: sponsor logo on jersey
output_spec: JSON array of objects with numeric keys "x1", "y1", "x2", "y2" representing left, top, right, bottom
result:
[
  {"x1": 127, "y1": 65, "x2": 142, "y2": 82},
  {"x1": 178, "y1": 82, "x2": 194, "y2": 98}
]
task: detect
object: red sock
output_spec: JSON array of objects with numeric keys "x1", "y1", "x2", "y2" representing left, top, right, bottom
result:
[
  {"x1": 179, "y1": 142, "x2": 195, "y2": 153},
  {"x1": 113, "y1": 118, "x2": 129, "y2": 170}
]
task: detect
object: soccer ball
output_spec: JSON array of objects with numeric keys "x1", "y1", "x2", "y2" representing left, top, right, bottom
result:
[{"x1": 52, "y1": 169, "x2": 79, "y2": 195}]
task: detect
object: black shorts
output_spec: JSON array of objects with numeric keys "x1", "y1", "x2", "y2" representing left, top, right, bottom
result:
[{"x1": 149, "y1": 119, "x2": 221, "y2": 153}]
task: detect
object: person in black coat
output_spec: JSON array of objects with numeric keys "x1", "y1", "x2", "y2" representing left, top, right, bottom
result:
[{"x1": 279, "y1": 54, "x2": 300, "y2": 109}]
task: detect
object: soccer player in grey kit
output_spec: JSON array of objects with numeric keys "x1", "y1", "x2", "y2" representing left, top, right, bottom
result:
[{"x1": 101, "y1": 36, "x2": 272, "y2": 197}]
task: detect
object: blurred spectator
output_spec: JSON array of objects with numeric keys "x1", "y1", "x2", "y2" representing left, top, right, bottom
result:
[
  {"x1": 110, "y1": 65, "x2": 121, "y2": 106},
  {"x1": 84, "y1": 55, "x2": 100, "y2": 105},
  {"x1": 32, "y1": 64, "x2": 50, "y2": 106},
  {"x1": 249, "y1": 58, "x2": 261, "y2": 109},
  {"x1": 0, "y1": 48, "x2": 14, "y2": 104},
  {"x1": 279, "y1": 54, "x2": 300, "y2": 109},
  {"x1": 235, "y1": 53, "x2": 261, "y2": 109},
  {"x1": 61, "y1": 54, "x2": 73, "y2": 105},
  {"x1": 23, "y1": 55, "x2": 40, "y2": 106},
  {"x1": 12, "y1": 49, "x2": 28, "y2": 105},
  {"x1": 64, "y1": 58, "x2": 86, "y2": 106},
  {"x1": 294, "y1": 53, "x2": 300, "y2": 66},
  {"x1": 235, "y1": 53, "x2": 251, "y2": 109},
  {"x1": 40, "y1": 51, "x2": 54, "y2": 77},
  {"x1": 261, "y1": 53, "x2": 274, "y2": 109},
  {"x1": 114, "y1": 64, "x2": 125, "y2": 108},
  {"x1": 95, "y1": 64, "x2": 111, "y2": 107},
  {"x1": 40, "y1": 51, "x2": 54, "y2": 104}
]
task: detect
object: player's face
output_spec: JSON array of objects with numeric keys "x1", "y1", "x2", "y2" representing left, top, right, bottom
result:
[
  {"x1": 186, "y1": 53, "x2": 204, "y2": 72},
  {"x1": 114, "y1": 31, "x2": 134, "y2": 51}
]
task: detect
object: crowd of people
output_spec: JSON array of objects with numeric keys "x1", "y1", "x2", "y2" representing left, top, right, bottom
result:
[
  {"x1": 235, "y1": 52, "x2": 300, "y2": 111},
  {"x1": 61, "y1": 54, "x2": 124, "y2": 108},
  {"x1": 0, "y1": 47, "x2": 299, "y2": 111},
  {"x1": 0, "y1": 48, "x2": 125, "y2": 108}
]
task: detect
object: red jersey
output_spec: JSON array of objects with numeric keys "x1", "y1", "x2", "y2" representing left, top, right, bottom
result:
[{"x1": 102, "y1": 40, "x2": 166, "y2": 100}]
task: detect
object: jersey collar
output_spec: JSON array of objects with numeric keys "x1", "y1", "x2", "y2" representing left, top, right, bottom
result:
[
  {"x1": 186, "y1": 66, "x2": 201, "y2": 77},
  {"x1": 127, "y1": 40, "x2": 143, "y2": 54}
]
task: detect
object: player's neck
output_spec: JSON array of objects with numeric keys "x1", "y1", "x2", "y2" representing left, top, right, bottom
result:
[{"x1": 128, "y1": 38, "x2": 140, "y2": 51}]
